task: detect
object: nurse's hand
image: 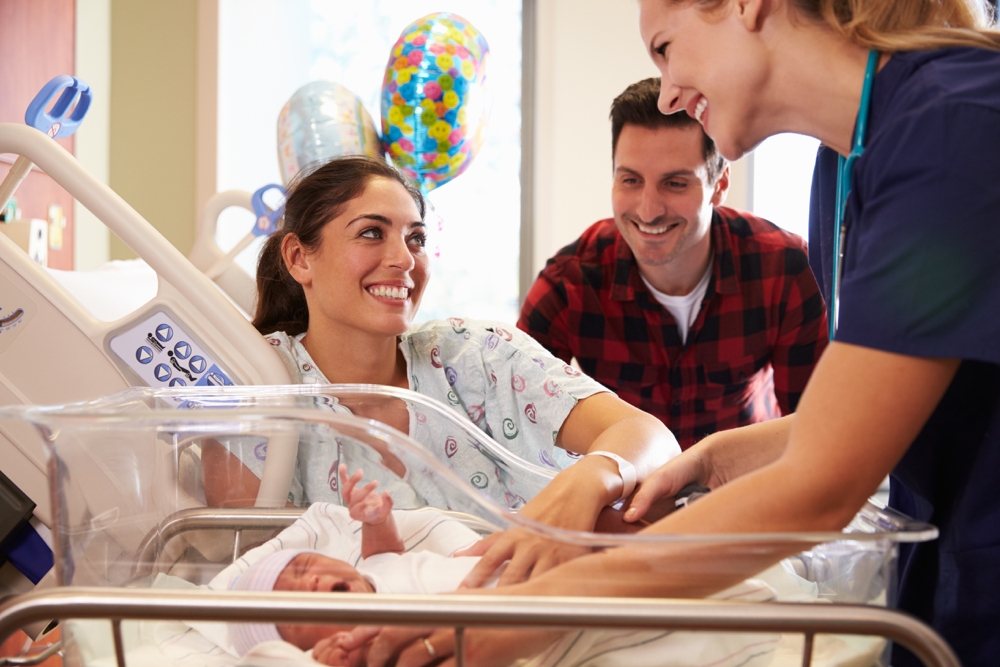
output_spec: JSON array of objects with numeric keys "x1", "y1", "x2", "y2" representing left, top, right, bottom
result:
[
  {"x1": 623, "y1": 447, "x2": 710, "y2": 524},
  {"x1": 344, "y1": 625, "x2": 562, "y2": 667},
  {"x1": 623, "y1": 415, "x2": 796, "y2": 524}
]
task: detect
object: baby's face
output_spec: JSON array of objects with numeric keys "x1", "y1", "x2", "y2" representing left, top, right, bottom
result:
[
  {"x1": 275, "y1": 553, "x2": 375, "y2": 650},
  {"x1": 275, "y1": 552, "x2": 375, "y2": 594}
]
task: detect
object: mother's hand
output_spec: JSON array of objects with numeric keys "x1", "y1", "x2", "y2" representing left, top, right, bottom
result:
[
  {"x1": 461, "y1": 393, "x2": 680, "y2": 588},
  {"x1": 456, "y1": 454, "x2": 613, "y2": 588},
  {"x1": 454, "y1": 526, "x2": 590, "y2": 589}
]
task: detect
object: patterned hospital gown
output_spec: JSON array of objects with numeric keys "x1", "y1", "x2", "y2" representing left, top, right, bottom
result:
[{"x1": 225, "y1": 318, "x2": 607, "y2": 516}]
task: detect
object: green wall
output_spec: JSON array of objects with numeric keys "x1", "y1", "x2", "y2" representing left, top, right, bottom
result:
[{"x1": 109, "y1": 0, "x2": 197, "y2": 258}]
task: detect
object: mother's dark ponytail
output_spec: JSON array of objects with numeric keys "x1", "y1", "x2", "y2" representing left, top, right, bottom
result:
[
  {"x1": 252, "y1": 155, "x2": 425, "y2": 336},
  {"x1": 253, "y1": 229, "x2": 310, "y2": 336}
]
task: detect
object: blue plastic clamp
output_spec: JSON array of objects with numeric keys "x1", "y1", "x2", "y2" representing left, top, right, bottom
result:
[
  {"x1": 24, "y1": 75, "x2": 92, "y2": 139},
  {"x1": 251, "y1": 184, "x2": 286, "y2": 237}
]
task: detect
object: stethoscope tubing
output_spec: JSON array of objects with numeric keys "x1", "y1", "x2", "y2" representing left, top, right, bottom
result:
[{"x1": 830, "y1": 50, "x2": 879, "y2": 341}]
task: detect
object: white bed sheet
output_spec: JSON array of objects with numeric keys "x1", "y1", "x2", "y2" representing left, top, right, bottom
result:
[{"x1": 46, "y1": 259, "x2": 251, "y2": 322}]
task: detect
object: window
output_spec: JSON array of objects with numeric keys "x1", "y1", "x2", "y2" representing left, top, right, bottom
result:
[
  {"x1": 750, "y1": 133, "x2": 820, "y2": 241},
  {"x1": 217, "y1": 0, "x2": 523, "y2": 322}
]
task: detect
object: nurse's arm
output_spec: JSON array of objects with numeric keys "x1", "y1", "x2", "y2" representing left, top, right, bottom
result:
[{"x1": 511, "y1": 341, "x2": 960, "y2": 599}]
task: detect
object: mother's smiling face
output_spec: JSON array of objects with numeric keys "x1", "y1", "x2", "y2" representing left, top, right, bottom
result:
[{"x1": 283, "y1": 174, "x2": 429, "y2": 340}]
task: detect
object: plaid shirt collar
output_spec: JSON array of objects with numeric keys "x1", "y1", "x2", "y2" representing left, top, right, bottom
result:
[{"x1": 610, "y1": 208, "x2": 741, "y2": 305}]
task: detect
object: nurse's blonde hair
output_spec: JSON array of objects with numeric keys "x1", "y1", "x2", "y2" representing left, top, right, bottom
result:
[
  {"x1": 794, "y1": 0, "x2": 1000, "y2": 51},
  {"x1": 690, "y1": 0, "x2": 1000, "y2": 51}
]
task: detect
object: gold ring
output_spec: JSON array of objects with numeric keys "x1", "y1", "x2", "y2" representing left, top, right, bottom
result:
[{"x1": 423, "y1": 638, "x2": 436, "y2": 658}]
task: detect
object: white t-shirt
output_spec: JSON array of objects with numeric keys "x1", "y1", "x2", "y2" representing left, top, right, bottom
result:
[{"x1": 640, "y1": 260, "x2": 713, "y2": 345}]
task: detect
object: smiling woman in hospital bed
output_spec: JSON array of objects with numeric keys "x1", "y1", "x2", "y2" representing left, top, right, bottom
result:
[{"x1": 200, "y1": 154, "x2": 680, "y2": 587}]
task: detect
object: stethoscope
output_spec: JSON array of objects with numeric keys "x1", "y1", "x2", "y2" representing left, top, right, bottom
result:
[{"x1": 830, "y1": 50, "x2": 879, "y2": 340}]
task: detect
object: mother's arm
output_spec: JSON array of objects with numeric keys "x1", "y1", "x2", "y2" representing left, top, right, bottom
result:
[
  {"x1": 201, "y1": 439, "x2": 265, "y2": 507},
  {"x1": 459, "y1": 392, "x2": 678, "y2": 586}
]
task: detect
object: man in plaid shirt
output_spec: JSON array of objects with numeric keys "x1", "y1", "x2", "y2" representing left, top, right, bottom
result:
[{"x1": 518, "y1": 78, "x2": 828, "y2": 449}]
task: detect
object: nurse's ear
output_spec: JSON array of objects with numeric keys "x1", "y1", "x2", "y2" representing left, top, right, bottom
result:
[
  {"x1": 735, "y1": 0, "x2": 768, "y2": 32},
  {"x1": 711, "y1": 164, "x2": 731, "y2": 207},
  {"x1": 282, "y1": 233, "x2": 314, "y2": 287}
]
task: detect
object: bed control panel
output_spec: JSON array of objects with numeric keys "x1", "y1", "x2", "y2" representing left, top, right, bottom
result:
[{"x1": 109, "y1": 311, "x2": 235, "y2": 392}]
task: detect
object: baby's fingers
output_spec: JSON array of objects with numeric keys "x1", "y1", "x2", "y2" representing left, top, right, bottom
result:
[
  {"x1": 339, "y1": 465, "x2": 366, "y2": 497},
  {"x1": 351, "y1": 479, "x2": 380, "y2": 505},
  {"x1": 341, "y1": 626, "x2": 381, "y2": 650}
]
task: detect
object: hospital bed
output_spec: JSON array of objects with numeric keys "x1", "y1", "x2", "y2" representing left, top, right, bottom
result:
[
  {"x1": 0, "y1": 120, "x2": 293, "y2": 515},
  {"x1": 0, "y1": 115, "x2": 296, "y2": 636},
  {"x1": 0, "y1": 386, "x2": 955, "y2": 667},
  {"x1": 43, "y1": 187, "x2": 266, "y2": 324}
]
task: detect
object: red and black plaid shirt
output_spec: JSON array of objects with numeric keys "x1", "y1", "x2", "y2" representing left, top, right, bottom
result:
[{"x1": 517, "y1": 208, "x2": 828, "y2": 449}]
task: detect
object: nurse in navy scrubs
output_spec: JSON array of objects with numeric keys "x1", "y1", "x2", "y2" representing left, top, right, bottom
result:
[{"x1": 339, "y1": 1, "x2": 1000, "y2": 665}]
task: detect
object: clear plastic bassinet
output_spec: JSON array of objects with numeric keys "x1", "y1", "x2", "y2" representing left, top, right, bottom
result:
[{"x1": 0, "y1": 385, "x2": 942, "y2": 667}]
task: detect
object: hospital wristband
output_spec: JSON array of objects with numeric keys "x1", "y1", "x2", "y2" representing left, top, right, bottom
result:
[{"x1": 585, "y1": 451, "x2": 637, "y2": 502}]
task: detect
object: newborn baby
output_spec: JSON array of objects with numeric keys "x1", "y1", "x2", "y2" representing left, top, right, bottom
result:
[{"x1": 228, "y1": 465, "x2": 500, "y2": 665}]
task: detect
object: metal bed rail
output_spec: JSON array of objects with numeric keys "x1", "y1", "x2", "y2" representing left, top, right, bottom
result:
[{"x1": 0, "y1": 587, "x2": 960, "y2": 667}]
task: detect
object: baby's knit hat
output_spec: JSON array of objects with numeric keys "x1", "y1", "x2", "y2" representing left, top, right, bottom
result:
[{"x1": 228, "y1": 549, "x2": 315, "y2": 656}]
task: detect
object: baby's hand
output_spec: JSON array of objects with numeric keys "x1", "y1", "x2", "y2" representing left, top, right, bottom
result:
[
  {"x1": 313, "y1": 632, "x2": 365, "y2": 667},
  {"x1": 339, "y1": 464, "x2": 394, "y2": 525}
]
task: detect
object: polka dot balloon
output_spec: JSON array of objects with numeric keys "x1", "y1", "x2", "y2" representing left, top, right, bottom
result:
[{"x1": 381, "y1": 13, "x2": 490, "y2": 193}]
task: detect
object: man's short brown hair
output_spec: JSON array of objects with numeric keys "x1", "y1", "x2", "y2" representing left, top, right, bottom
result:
[{"x1": 610, "y1": 77, "x2": 727, "y2": 184}]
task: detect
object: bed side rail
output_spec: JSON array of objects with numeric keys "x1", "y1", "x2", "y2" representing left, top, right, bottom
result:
[{"x1": 0, "y1": 588, "x2": 960, "y2": 667}]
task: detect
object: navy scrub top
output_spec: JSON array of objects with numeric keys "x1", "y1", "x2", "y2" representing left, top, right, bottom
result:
[{"x1": 808, "y1": 47, "x2": 1000, "y2": 667}]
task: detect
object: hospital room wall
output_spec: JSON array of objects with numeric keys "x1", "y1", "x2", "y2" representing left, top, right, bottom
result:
[
  {"x1": 72, "y1": 0, "x2": 202, "y2": 264},
  {"x1": 74, "y1": 0, "x2": 110, "y2": 270},
  {"x1": 106, "y1": 1, "x2": 199, "y2": 261}
]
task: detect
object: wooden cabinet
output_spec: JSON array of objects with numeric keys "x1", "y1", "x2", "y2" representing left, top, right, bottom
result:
[{"x1": 0, "y1": 0, "x2": 76, "y2": 270}]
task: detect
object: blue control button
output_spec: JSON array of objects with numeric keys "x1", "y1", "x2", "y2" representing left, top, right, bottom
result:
[
  {"x1": 154, "y1": 364, "x2": 172, "y2": 382},
  {"x1": 155, "y1": 324, "x2": 173, "y2": 342},
  {"x1": 169, "y1": 378, "x2": 186, "y2": 387},
  {"x1": 189, "y1": 356, "x2": 206, "y2": 374},
  {"x1": 174, "y1": 342, "x2": 191, "y2": 359},
  {"x1": 136, "y1": 346, "x2": 153, "y2": 364}
]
